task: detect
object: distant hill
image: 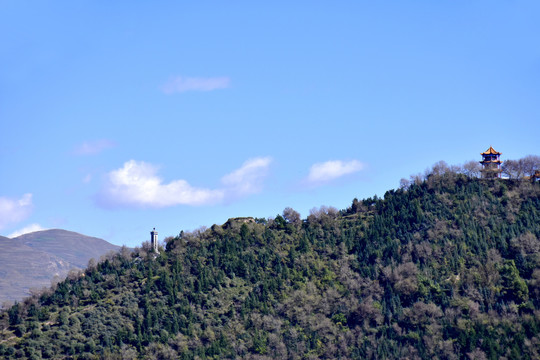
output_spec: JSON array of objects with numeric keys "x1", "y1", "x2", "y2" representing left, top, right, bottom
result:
[
  {"x1": 13, "y1": 229, "x2": 121, "y2": 269},
  {"x1": 0, "y1": 229, "x2": 120, "y2": 306}
]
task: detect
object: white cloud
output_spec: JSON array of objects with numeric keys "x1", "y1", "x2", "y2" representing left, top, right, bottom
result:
[
  {"x1": 74, "y1": 139, "x2": 116, "y2": 155},
  {"x1": 0, "y1": 193, "x2": 33, "y2": 231},
  {"x1": 8, "y1": 223, "x2": 46, "y2": 238},
  {"x1": 221, "y1": 157, "x2": 272, "y2": 197},
  {"x1": 97, "y1": 157, "x2": 272, "y2": 209},
  {"x1": 97, "y1": 160, "x2": 225, "y2": 208},
  {"x1": 307, "y1": 160, "x2": 364, "y2": 184},
  {"x1": 161, "y1": 76, "x2": 230, "y2": 94}
]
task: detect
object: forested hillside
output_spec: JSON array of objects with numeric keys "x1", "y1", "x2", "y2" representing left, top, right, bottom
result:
[{"x1": 1, "y1": 173, "x2": 539, "y2": 359}]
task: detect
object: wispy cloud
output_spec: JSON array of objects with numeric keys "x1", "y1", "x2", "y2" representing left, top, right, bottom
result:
[
  {"x1": 8, "y1": 223, "x2": 46, "y2": 238},
  {"x1": 74, "y1": 139, "x2": 116, "y2": 155},
  {"x1": 307, "y1": 160, "x2": 364, "y2": 185},
  {"x1": 0, "y1": 193, "x2": 33, "y2": 231},
  {"x1": 161, "y1": 76, "x2": 231, "y2": 94},
  {"x1": 97, "y1": 157, "x2": 272, "y2": 209},
  {"x1": 221, "y1": 157, "x2": 272, "y2": 197}
]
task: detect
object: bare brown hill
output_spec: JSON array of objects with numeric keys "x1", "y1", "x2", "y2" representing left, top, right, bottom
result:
[
  {"x1": 13, "y1": 229, "x2": 120, "y2": 269},
  {"x1": 0, "y1": 230, "x2": 120, "y2": 306}
]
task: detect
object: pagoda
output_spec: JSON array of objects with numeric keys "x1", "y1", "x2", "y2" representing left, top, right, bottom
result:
[{"x1": 479, "y1": 146, "x2": 502, "y2": 179}]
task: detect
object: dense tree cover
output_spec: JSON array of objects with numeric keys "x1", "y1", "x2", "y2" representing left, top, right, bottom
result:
[
  {"x1": 1, "y1": 174, "x2": 540, "y2": 359},
  {"x1": 501, "y1": 155, "x2": 540, "y2": 180},
  {"x1": 401, "y1": 155, "x2": 540, "y2": 187}
]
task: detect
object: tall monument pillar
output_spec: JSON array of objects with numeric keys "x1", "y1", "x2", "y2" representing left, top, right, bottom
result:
[{"x1": 150, "y1": 228, "x2": 159, "y2": 253}]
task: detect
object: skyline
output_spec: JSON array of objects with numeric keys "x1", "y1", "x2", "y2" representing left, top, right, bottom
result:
[{"x1": 1, "y1": 1, "x2": 539, "y2": 247}]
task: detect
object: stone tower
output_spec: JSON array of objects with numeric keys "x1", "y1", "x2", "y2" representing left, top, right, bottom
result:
[{"x1": 150, "y1": 228, "x2": 159, "y2": 253}]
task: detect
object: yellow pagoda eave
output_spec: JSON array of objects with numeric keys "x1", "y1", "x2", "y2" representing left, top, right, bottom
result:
[{"x1": 480, "y1": 146, "x2": 501, "y2": 156}]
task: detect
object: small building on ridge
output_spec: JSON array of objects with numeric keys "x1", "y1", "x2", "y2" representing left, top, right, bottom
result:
[{"x1": 480, "y1": 146, "x2": 502, "y2": 179}]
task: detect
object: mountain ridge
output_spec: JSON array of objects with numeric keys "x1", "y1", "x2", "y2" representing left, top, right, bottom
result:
[
  {"x1": 12, "y1": 229, "x2": 121, "y2": 269},
  {"x1": 0, "y1": 229, "x2": 121, "y2": 306}
]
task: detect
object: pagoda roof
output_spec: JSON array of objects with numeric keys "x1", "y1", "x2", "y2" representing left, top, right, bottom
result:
[{"x1": 481, "y1": 146, "x2": 501, "y2": 155}]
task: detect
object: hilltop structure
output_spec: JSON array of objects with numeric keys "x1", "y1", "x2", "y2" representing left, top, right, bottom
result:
[
  {"x1": 150, "y1": 228, "x2": 158, "y2": 253},
  {"x1": 480, "y1": 146, "x2": 502, "y2": 179}
]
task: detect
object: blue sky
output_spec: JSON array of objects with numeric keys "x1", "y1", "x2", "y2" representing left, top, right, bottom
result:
[{"x1": 1, "y1": 1, "x2": 539, "y2": 247}]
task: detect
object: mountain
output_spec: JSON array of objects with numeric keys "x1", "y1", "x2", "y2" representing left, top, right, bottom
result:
[
  {"x1": 0, "y1": 175, "x2": 539, "y2": 359},
  {"x1": 13, "y1": 229, "x2": 121, "y2": 269},
  {"x1": 0, "y1": 230, "x2": 121, "y2": 306}
]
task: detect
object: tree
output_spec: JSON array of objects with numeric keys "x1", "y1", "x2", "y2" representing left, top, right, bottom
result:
[
  {"x1": 502, "y1": 155, "x2": 540, "y2": 179},
  {"x1": 500, "y1": 260, "x2": 528, "y2": 303},
  {"x1": 308, "y1": 206, "x2": 338, "y2": 221},
  {"x1": 383, "y1": 262, "x2": 419, "y2": 297},
  {"x1": 501, "y1": 159, "x2": 523, "y2": 179},
  {"x1": 462, "y1": 160, "x2": 481, "y2": 178},
  {"x1": 521, "y1": 155, "x2": 540, "y2": 177},
  {"x1": 282, "y1": 207, "x2": 301, "y2": 226},
  {"x1": 430, "y1": 160, "x2": 450, "y2": 176},
  {"x1": 399, "y1": 178, "x2": 411, "y2": 190}
]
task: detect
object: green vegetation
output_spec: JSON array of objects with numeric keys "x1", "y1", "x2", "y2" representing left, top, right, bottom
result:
[{"x1": 1, "y1": 172, "x2": 539, "y2": 359}]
